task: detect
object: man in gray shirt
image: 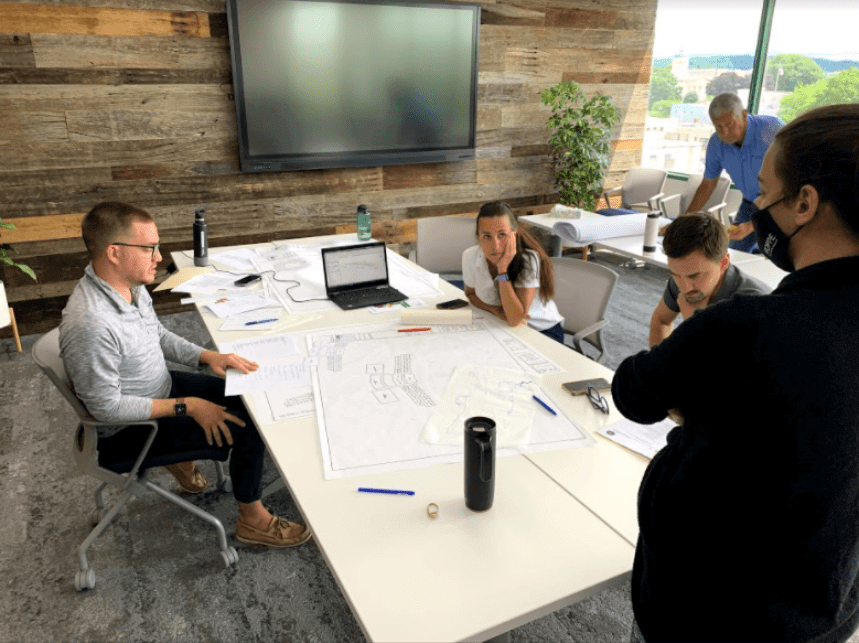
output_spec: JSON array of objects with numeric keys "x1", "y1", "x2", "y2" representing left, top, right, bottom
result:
[
  {"x1": 60, "y1": 201, "x2": 310, "y2": 549},
  {"x1": 649, "y1": 212, "x2": 771, "y2": 347}
]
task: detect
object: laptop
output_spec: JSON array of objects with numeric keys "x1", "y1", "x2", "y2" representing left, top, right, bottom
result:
[{"x1": 322, "y1": 241, "x2": 408, "y2": 310}]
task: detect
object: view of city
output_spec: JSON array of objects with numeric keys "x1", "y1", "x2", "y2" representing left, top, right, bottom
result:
[{"x1": 642, "y1": 0, "x2": 859, "y2": 174}]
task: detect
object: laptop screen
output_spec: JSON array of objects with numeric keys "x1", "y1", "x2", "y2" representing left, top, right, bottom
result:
[{"x1": 322, "y1": 242, "x2": 389, "y2": 291}]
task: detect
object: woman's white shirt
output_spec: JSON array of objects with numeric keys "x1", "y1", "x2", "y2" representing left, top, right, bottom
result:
[{"x1": 461, "y1": 245, "x2": 564, "y2": 331}]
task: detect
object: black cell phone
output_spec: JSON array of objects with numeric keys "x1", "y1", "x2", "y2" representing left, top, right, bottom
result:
[
  {"x1": 436, "y1": 298, "x2": 468, "y2": 310},
  {"x1": 234, "y1": 274, "x2": 262, "y2": 287},
  {"x1": 562, "y1": 377, "x2": 611, "y2": 396}
]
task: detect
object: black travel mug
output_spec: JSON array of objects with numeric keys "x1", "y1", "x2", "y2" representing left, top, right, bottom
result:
[{"x1": 464, "y1": 416, "x2": 496, "y2": 511}]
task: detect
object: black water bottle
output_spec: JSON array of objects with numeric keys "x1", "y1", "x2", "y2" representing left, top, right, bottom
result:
[{"x1": 193, "y1": 208, "x2": 209, "y2": 266}]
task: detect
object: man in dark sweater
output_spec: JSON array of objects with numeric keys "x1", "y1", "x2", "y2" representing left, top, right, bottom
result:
[{"x1": 614, "y1": 104, "x2": 859, "y2": 642}]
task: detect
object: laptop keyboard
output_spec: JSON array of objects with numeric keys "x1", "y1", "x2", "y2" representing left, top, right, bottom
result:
[{"x1": 338, "y1": 287, "x2": 383, "y2": 302}]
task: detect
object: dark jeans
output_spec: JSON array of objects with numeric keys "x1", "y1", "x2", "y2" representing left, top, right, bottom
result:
[
  {"x1": 540, "y1": 322, "x2": 565, "y2": 344},
  {"x1": 630, "y1": 618, "x2": 647, "y2": 643},
  {"x1": 98, "y1": 370, "x2": 265, "y2": 504}
]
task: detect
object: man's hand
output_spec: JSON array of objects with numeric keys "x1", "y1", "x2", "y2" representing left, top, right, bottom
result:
[
  {"x1": 200, "y1": 351, "x2": 259, "y2": 378},
  {"x1": 186, "y1": 397, "x2": 244, "y2": 447},
  {"x1": 728, "y1": 221, "x2": 754, "y2": 240}
]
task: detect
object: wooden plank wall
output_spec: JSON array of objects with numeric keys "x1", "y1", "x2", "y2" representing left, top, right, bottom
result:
[{"x1": 0, "y1": 0, "x2": 656, "y2": 335}]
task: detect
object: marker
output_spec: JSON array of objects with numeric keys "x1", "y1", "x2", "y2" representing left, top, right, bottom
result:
[
  {"x1": 245, "y1": 318, "x2": 278, "y2": 326},
  {"x1": 398, "y1": 327, "x2": 431, "y2": 333},
  {"x1": 532, "y1": 395, "x2": 557, "y2": 416},
  {"x1": 358, "y1": 488, "x2": 415, "y2": 496}
]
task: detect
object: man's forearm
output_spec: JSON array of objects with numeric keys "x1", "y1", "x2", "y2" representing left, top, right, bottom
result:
[{"x1": 649, "y1": 320, "x2": 672, "y2": 347}]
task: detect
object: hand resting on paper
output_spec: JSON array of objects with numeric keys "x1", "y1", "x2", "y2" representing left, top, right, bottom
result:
[{"x1": 200, "y1": 350, "x2": 259, "y2": 378}]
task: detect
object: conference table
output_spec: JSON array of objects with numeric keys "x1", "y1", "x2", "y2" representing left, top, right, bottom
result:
[{"x1": 172, "y1": 234, "x2": 647, "y2": 643}]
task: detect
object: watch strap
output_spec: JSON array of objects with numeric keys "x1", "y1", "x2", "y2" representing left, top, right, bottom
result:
[{"x1": 495, "y1": 273, "x2": 509, "y2": 283}]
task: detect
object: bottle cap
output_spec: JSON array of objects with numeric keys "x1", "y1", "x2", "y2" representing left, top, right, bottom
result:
[{"x1": 357, "y1": 204, "x2": 368, "y2": 212}]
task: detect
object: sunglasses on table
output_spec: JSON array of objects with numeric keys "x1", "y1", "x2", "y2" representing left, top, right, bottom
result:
[{"x1": 587, "y1": 386, "x2": 610, "y2": 415}]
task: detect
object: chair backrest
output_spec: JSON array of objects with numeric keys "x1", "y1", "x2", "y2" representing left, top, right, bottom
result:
[
  {"x1": 32, "y1": 328, "x2": 94, "y2": 420},
  {"x1": 622, "y1": 168, "x2": 668, "y2": 208},
  {"x1": 414, "y1": 216, "x2": 477, "y2": 274},
  {"x1": 551, "y1": 257, "x2": 619, "y2": 361}
]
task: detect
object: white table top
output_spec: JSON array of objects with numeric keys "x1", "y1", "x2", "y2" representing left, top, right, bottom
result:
[
  {"x1": 731, "y1": 256, "x2": 789, "y2": 290},
  {"x1": 518, "y1": 211, "x2": 602, "y2": 248},
  {"x1": 592, "y1": 234, "x2": 759, "y2": 269},
  {"x1": 172, "y1": 235, "x2": 644, "y2": 642}
]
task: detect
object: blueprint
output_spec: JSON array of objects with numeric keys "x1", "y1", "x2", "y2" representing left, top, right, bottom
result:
[{"x1": 310, "y1": 323, "x2": 592, "y2": 479}]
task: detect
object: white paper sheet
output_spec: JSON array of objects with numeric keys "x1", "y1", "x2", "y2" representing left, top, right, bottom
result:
[
  {"x1": 596, "y1": 417, "x2": 676, "y2": 460},
  {"x1": 204, "y1": 294, "x2": 284, "y2": 319},
  {"x1": 225, "y1": 361, "x2": 310, "y2": 397},
  {"x1": 220, "y1": 334, "x2": 300, "y2": 362}
]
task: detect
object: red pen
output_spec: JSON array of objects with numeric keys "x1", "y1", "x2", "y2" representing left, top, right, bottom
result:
[{"x1": 398, "y1": 327, "x2": 431, "y2": 333}]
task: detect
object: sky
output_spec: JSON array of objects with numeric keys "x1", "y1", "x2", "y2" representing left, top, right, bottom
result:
[{"x1": 652, "y1": 0, "x2": 859, "y2": 60}]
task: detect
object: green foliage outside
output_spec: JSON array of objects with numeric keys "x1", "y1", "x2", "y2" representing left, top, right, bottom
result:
[
  {"x1": 649, "y1": 99, "x2": 680, "y2": 118},
  {"x1": 648, "y1": 67, "x2": 682, "y2": 110},
  {"x1": 541, "y1": 80, "x2": 620, "y2": 210},
  {"x1": 706, "y1": 71, "x2": 750, "y2": 96},
  {"x1": 683, "y1": 91, "x2": 699, "y2": 104},
  {"x1": 779, "y1": 67, "x2": 859, "y2": 122},
  {"x1": 765, "y1": 54, "x2": 825, "y2": 92},
  {"x1": 0, "y1": 218, "x2": 37, "y2": 281}
]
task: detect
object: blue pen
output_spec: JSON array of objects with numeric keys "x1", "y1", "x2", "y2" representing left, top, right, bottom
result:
[
  {"x1": 358, "y1": 488, "x2": 415, "y2": 496},
  {"x1": 532, "y1": 395, "x2": 557, "y2": 416},
  {"x1": 245, "y1": 318, "x2": 278, "y2": 326}
]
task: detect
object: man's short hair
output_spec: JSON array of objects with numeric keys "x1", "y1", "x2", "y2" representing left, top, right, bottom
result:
[
  {"x1": 709, "y1": 93, "x2": 745, "y2": 120},
  {"x1": 662, "y1": 213, "x2": 728, "y2": 262},
  {"x1": 81, "y1": 202, "x2": 154, "y2": 259}
]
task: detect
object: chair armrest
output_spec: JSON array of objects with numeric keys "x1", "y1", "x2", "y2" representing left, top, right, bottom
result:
[
  {"x1": 571, "y1": 319, "x2": 608, "y2": 354},
  {"x1": 80, "y1": 418, "x2": 159, "y2": 492},
  {"x1": 658, "y1": 194, "x2": 681, "y2": 219},
  {"x1": 601, "y1": 186, "x2": 621, "y2": 208}
]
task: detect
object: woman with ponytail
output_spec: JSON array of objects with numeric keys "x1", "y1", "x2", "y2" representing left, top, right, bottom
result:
[{"x1": 461, "y1": 201, "x2": 565, "y2": 343}]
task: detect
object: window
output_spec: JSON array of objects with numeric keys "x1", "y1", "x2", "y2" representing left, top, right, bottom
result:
[{"x1": 643, "y1": 0, "x2": 859, "y2": 174}]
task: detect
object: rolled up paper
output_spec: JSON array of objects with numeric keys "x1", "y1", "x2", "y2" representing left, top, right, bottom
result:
[
  {"x1": 552, "y1": 213, "x2": 672, "y2": 245},
  {"x1": 400, "y1": 309, "x2": 473, "y2": 325}
]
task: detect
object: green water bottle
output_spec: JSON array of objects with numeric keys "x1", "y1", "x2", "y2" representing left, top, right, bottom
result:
[{"x1": 356, "y1": 204, "x2": 372, "y2": 241}]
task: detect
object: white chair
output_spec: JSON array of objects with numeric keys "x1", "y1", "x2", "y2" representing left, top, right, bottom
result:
[
  {"x1": 32, "y1": 328, "x2": 237, "y2": 592},
  {"x1": 599, "y1": 168, "x2": 668, "y2": 215},
  {"x1": 409, "y1": 216, "x2": 477, "y2": 283},
  {"x1": 551, "y1": 257, "x2": 619, "y2": 364},
  {"x1": 0, "y1": 281, "x2": 22, "y2": 352},
  {"x1": 658, "y1": 174, "x2": 733, "y2": 226}
]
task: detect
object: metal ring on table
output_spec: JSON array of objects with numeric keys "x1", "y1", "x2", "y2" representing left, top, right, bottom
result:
[{"x1": 427, "y1": 503, "x2": 439, "y2": 519}]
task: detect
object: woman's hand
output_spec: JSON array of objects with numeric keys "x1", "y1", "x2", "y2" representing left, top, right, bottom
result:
[{"x1": 494, "y1": 231, "x2": 517, "y2": 273}]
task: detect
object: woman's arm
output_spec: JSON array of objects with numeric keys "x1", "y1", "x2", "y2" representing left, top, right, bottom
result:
[
  {"x1": 464, "y1": 286, "x2": 506, "y2": 321},
  {"x1": 494, "y1": 233, "x2": 534, "y2": 326}
]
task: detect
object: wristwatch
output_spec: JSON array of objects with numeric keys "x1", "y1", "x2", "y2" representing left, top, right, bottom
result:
[
  {"x1": 495, "y1": 273, "x2": 509, "y2": 283},
  {"x1": 174, "y1": 398, "x2": 187, "y2": 417}
]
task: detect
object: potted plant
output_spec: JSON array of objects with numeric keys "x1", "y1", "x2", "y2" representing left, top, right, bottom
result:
[
  {"x1": 1, "y1": 217, "x2": 36, "y2": 281},
  {"x1": 541, "y1": 80, "x2": 620, "y2": 210}
]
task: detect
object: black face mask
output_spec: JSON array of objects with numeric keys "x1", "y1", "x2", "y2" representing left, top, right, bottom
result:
[{"x1": 750, "y1": 197, "x2": 805, "y2": 272}]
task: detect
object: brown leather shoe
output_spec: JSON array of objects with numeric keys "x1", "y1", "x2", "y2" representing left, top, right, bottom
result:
[
  {"x1": 163, "y1": 462, "x2": 209, "y2": 494},
  {"x1": 235, "y1": 515, "x2": 312, "y2": 548}
]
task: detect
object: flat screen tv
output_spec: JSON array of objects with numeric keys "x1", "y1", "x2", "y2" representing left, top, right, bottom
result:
[{"x1": 225, "y1": 0, "x2": 481, "y2": 173}]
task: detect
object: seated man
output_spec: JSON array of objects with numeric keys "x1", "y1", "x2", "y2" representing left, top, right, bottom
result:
[
  {"x1": 649, "y1": 212, "x2": 770, "y2": 347},
  {"x1": 60, "y1": 201, "x2": 311, "y2": 549}
]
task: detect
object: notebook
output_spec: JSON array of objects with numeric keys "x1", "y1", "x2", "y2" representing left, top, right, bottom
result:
[{"x1": 322, "y1": 241, "x2": 407, "y2": 310}]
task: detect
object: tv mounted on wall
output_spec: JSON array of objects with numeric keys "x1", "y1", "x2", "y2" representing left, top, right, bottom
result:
[{"x1": 225, "y1": 0, "x2": 481, "y2": 173}]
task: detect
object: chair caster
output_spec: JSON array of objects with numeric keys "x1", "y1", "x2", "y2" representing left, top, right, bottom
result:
[
  {"x1": 220, "y1": 546, "x2": 238, "y2": 568},
  {"x1": 75, "y1": 568, "x2": 96, "y2": 591}
]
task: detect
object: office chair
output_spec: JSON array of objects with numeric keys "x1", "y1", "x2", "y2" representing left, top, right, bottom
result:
[
  {"x1": 0, "y1": 281, "x2": 22, "y2": 352},
  {"x1": 597, "y1": 168, "x2": 668, "y2": 216},
  {"x1": 409, "y1": 216, "x2": 477, "y2": 289},
  {"x1": 32, "y1": 328, "x2": 238, "y2": 592},
  {"x1": 550, "y1": 257, "x2": 619, "y2": 364},
  {"x1": 658, "y1": 174, "x2": 733, "y2": 227}
]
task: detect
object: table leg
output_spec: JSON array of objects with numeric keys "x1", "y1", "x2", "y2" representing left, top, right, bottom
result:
[{"x1": 549, "y1": 235, "x2": 562, "y2": 257}]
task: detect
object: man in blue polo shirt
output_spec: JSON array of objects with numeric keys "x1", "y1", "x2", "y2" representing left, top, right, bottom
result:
[{"x1": 682, "y1": 93, "x2": 783, "y2": 252}]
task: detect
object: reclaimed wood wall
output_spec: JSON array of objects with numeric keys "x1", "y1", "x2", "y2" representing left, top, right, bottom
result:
[{"x1": 0, "y1": 0, "x2": 656, "y2": 335}]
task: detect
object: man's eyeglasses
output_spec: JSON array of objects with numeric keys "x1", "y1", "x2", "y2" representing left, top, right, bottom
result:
[
  {"x1": 111, "y1": 242, "x2": 160, "y2": 258},
  {"x1": 587, "y1": 386, "x2": 610, "y2": 415}
]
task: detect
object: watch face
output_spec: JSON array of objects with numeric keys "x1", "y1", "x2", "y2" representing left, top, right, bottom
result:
[{"x1": 175, "y1": 402, "x2": 187, "y2": 417}]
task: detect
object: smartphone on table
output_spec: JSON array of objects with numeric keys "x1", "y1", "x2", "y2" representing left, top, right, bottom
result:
[
  {"x1": 562, "y1": 377, "x2": 611, "y2": 396},
  {"x1": 436, "y1": 298, "x2": 468, "y2": 310}
]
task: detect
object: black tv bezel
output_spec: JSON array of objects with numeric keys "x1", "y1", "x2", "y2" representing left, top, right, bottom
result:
[{"x1": 225, "y1": 0, "x2": 481, "y2": 173}]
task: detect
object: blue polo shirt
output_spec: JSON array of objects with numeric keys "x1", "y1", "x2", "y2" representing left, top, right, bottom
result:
[{"x1": 704, "y1": 114, "x2": 784, "y2": 202}]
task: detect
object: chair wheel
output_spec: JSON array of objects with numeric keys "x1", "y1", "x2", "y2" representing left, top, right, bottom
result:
[
  {"x1": 75, "y1": 568, "x2": 96, "y2": 591},
  {"x1": 220, "y1": 547, "x2": 238, "y2": 568}
]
